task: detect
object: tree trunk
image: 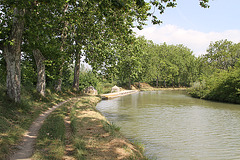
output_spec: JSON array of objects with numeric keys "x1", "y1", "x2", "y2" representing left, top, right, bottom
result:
[
  {"x1": 72, "y1": 52, "x2": 80, "y2": 91},
  {"x1": 128, "y1": 78, "x2": 131, "y2": 89},
  {"x1": 55, "y1": 62, "x2": 64, "y2": 92},
  {"x1": 156, "y1": 75, "x2": 159, "y2": 88},
  {"x1": 33, "y1": 49, "x2": 46, "y2": 96},
  {"x1": 55, "y1": 4, "x2": 68, "y2": 92},
  {"x1": 178, "y1": 77, "x2": 181, "y2": 88},
  {"x1": 55, "y1": 78, "x2": 62, "y2": 92},
  {"x1": 3, "y1": 8, "x2": 25, "y2": 102}
]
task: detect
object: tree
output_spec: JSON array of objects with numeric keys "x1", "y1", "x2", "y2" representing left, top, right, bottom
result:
[
  {"x1": 0, "y1": 0, "x2": 210, "y2": 102},
  {"x1": 206, "y1": 39, "x2": 235, "y2": 70},
  {"x1": 2, "y1": 5, "x2": 25, "y2": 102},
  {"x1": 33, "y1": 49, "x2": 46, "y2": 96},
  {"x1": 189, "y1": 39, "x2": 240, "y2": 103}
]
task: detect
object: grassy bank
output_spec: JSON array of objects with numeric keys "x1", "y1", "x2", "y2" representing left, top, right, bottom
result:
[
  {"x1": 32, "y1": 96, "x2": 147, "y2": 159},
  {"x1": 0, "y1": 84, "x2": 147, "y2": 160},
  {"x1": 132, "y1": 82, "x2": 188, "y2": 91},
  {"x1": 0, "y1": 85, "x2": 79, "y2": 160}
]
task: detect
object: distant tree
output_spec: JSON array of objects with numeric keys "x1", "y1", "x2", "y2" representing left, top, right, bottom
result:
[{"x1": 205, "y1": 39, "x2": 239, "y2": 70}]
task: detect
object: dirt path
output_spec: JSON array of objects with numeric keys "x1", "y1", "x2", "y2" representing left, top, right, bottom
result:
[
  {"x1": 9, "y1": 96, "x2": 146, "y2": 160},
  {"x1": 9, "y1": 99, "x2": 74, "y2": 160}
]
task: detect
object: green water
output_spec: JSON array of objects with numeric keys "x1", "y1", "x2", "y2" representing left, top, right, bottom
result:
[{"x1": 96, "y1": 91, "x2": 240, "y2": 160}]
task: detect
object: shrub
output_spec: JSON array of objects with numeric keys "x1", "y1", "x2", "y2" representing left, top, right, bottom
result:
[{"x1": 189, "y1": 68, "x2": 240, "y2": 103}]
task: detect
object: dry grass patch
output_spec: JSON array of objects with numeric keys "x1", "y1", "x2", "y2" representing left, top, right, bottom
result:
[{"x1": 71, "y1": 96, "x2": 146, "y2": 160}]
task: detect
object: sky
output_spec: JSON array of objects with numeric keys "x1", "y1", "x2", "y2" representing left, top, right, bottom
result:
[{"x1": 134, "y1": 0, "x2": 240, "y2": 56}]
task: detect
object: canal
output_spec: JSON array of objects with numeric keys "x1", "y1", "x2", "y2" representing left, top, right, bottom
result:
[{"x1": 96, "y1": 90, "x2": 240, "y2": 159}]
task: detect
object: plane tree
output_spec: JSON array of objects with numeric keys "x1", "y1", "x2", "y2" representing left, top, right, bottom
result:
[
  {"x1": 0, "y1": 0, "x2": 210, "y2": 102},
  {"x1": 205, "y1": 39, "x2": 240, "y2": 70}
]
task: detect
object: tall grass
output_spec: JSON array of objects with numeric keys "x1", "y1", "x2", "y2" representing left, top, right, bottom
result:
[{"x1": 102, "y1": 121, "x2": 121, "y2": 137}]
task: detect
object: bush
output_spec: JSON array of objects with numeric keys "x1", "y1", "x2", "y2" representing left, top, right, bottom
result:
[
  {"x1": 79, "y1": 71, "x2": 99, "y2": 91},
  {"x1": 189, "y1": 68, "x2": 240, "y2": 103}
]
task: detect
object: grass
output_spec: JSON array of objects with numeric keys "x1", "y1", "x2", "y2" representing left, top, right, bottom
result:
[
  {"x1": 102, "y1": 121, "x2": 121, "y2": 137},
  {"x1": 68, "y1": 97, "x2": 149, "y2": 160},
  {"x1": 0, "y1": 83, "x2": 149, "y2": 160},
  {"x1": 73, "y1": 137, "x2": 87, "y2": 160},
  {"x1": 69, "y1": 100, "x2": 88, "y2": 159},
  {"x1": 70, "y1": 115, "x2": 77, "y2": 134},
  {"x1": 0, "y1": 84, "x2": 78, "y2": 160},
  {"x1": 32, "y1": 101, "x2": 72, "y2": 160},
  {"x1": 33, "y1": 139, "x2": 65, "y2": 160}
]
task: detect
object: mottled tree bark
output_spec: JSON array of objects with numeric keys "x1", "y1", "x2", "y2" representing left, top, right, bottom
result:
[
  {"x1": 72, "y1": 52, "x2": 81, "y2": 91},
  {"x1": 3, "y1": 8, "x2": 25, "y2": 102},
  {"x1": 33, "y1": 49, "x2": 46, "y2": 96}
]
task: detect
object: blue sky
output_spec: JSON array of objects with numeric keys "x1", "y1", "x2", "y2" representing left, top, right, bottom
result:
[{"x1": 135, "y1": 0, "x2": 240, "y2": 56}]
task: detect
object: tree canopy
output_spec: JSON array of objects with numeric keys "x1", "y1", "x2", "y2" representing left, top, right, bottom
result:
[{"x1": 0, "y1": 0, "x2": 211, "y2": 102}]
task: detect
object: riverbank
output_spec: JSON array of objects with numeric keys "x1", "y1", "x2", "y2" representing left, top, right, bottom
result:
[
  {"x1": 101, "y1": 90, "x2": 139, "y2": 99},
  {"x1": 132, "y1": 82, "x2": 188, "y2": 91},
  {"x1": 0, "y1": 86, "x2": 147, "y2": 159},
  {"x1": 31, "y1": 96, "x2": 146, "y2": 160},
  {"x1": 140, "y1": 87, "x2": 188, "y2": 91}
]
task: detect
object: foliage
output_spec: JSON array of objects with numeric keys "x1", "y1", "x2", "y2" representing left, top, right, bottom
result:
[
  {"x1": 189, "y1": 40, "x2": 240, "y2": 103},
  {"x1": 189, "y1": 68, "x2": 240, "y2": 103},
  {"x1": 78, "y1": 71, "x2": 100, "y2": 91},
  {"x1": 96, "y1": 81, "x2": 116, "y2": 94},
  {"x1": 21, "y1": 54, "x2": 37, "y2": 87},
  {"x1": 205, "y1": 39, "x2": 240, "y2": 70},
  {"x1": 0, "y1": 0, "x2": 211, "y2": 101},
  {"x1": 98, "y1": 36, "x2": 198, "y2": 88}
]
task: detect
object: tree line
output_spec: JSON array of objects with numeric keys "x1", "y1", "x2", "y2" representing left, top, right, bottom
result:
[
  {"x1": 0, "y1": 0, "x2": 210, "y2": 103},
  {"x1": 189, "y1": 39, "x2": 240, "y2": 103},
  {"x1": 95, "y1": 36, "x2": 198, "y2": 88}
]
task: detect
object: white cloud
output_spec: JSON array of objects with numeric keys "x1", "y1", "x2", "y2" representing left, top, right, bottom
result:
[{"x1": 134, "y1": 25, "x2": 240, "y2": 56}]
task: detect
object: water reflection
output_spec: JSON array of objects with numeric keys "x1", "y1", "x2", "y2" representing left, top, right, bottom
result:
[{"x1": 96, "y1": 91, "x2": 240, "y2": 160}]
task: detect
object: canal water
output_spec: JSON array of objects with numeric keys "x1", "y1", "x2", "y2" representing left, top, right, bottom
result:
[{"x1": 96, "y1": 91, "x2": 240, "y2": 160}]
